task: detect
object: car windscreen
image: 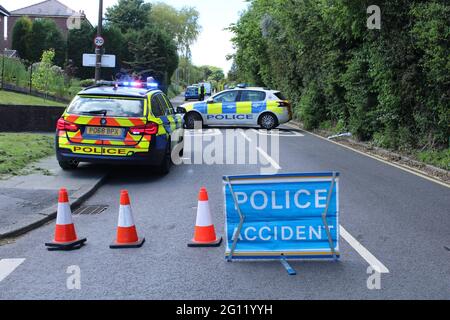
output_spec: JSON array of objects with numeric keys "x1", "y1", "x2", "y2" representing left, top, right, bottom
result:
[
  {"x1": 67, "y1": 96, "x2": 145, "y2": 117},
  {"x1": 274, "y1": 92, "x2": 287, "y2": 100}
]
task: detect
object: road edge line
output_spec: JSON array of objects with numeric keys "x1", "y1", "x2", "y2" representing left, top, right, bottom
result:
[
  {"x1": 0, "y1": 173, "x2": 109, "y2": 240},
  {"x1": 285, "y1": 123, "x2": 449, "y2": 189}
]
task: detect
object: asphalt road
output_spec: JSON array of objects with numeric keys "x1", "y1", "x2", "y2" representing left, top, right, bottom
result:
[{"x1": 0, "y1": 98, "x2": 448, "y2": 300}]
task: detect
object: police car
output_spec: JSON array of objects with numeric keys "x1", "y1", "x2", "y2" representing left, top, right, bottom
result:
[
  {"x1": 181, "y1": 86, "x2": 292, "y2": 130},
  {"x1": 56, "y1": 80, "x2": 184, "y2": 174}
]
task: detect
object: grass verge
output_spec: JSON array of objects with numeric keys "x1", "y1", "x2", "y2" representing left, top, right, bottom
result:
[
  {"x1": 0, "y1": 90, "x2": 66, "y2": 107},
  {"x1": 0, "y1": 133, "x2": 54, "y2": 177}
]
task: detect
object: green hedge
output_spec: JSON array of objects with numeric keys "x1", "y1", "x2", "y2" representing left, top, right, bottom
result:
[{"x1": 231, "y1": 0, "x2": 449, "y2": 151}]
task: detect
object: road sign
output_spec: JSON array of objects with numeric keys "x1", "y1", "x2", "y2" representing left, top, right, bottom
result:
[
  {"x1": 223, "y1": 172, "x2": 340, "y2": 261},
  {"x1": 82, "y1": 54, "x2": 116, "y2": 68},
  {"x1": 94, "y1": 36, "x2": 105, "y2": 47}
]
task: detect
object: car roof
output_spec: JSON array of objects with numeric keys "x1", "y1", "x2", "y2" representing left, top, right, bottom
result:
[
  {"x1": 222, "y1": 88, "x2": 278, "y2": 93},
  {"x1": 78, "y1": 86, "x2": 159, "y2": 98}
]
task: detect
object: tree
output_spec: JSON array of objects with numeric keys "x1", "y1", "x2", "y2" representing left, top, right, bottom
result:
[
  {"x1": 27, "y1": 19, "x2": 66, "y2": 66},
  {"x1": 150, "y1": 2, "x2": 181, "y2": 41},
  {"x1": 67, "y1": 21, "x2": 95, "y2": 79},
  {"x1": 177, "y1": 7, "x2": 201, "y2": 60},
  {"x1": 32, "y1": 49, "x2": 55, "y2": 94},
  {"x1": 230, "y1": 0, "x2": 449, "y2": 151},
  {"x1": 11, "y1": 17, "x2": 32, "y2": 61},
  {"x1": 101, "y1": 25, "x2": 128, "y2": 80},
  {"x1": 105, "y1": 0, "x2": 152, "y2": 33},
  {"x1": 125, "y1": 27, "x2": 178, "y2": 92}
]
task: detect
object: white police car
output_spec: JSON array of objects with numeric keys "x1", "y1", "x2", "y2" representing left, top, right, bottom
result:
[{"x1": 181, "y1": 87, "x2": 293, "y2": 130}]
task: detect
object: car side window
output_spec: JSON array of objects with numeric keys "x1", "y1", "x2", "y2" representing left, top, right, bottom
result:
[
  {"x1": 240, "y1": 90, "x2": 266, "y2": 102},
  {"x1": 151, "y1": 95, "x2": 164, "y2": 117},
  {"x1": 162, "y1": 95, "x2": 175, "y2": 115},
  {"x1": 156, "y1": 94, "x2": 170, "y2": 116},
  {"x1": 213, "y1": 91, "x2": 239, "y2": 103}
]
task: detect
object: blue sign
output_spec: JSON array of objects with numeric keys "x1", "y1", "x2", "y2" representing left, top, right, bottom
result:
[{"x1": 223, "y1": 172, "x2": 340, "y2": 260}]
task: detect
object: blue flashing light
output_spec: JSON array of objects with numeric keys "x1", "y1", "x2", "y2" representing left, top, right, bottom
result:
[{"x1": 116, "y1": 80, "x2": 158, "y2": 89}]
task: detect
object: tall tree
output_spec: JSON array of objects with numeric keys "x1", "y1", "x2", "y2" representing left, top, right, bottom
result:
[
  {"x1": 11, "y1": 17, "x2": 32, "y2": 61},
  {"x1": 105, "y1": 0, "x2": 152, "y2": 33},
  {"x1": 27, "y1": 19, "x2": 66, "y2": 66},
  {"x1": 125, "y1": 27, "x2": 178, "y2": 92},
  {"x1": 67, "y1": 21, "x2": 95, "y2": 79}
]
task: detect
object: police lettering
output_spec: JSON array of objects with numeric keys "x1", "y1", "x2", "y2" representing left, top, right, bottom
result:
[
  {"x1": 207, "y1": 114, "x2": 253, "y2": 121},
  {"x1": 73, "y1": 146, "x2": 128, "y2": 156}
]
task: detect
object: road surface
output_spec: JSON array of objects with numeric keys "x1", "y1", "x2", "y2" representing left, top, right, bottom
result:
[{"x1": 0, "y1": 96, "x2": 448, "y2": 300}]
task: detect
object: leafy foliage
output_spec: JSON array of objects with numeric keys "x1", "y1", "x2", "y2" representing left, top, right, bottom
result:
[
  {"x1": 231, "y1": 0, "x2": 449, "y2": 151},
  {"x1": 11, "y1": 17, "x2": 32, "y2": 61}
]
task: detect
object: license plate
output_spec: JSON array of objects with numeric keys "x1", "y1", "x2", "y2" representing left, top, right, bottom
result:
[{"x1": 86, "y1": 127, "x2": 123, "y2": 137}]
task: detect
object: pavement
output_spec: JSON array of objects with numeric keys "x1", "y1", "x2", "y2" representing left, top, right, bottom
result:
[
  {"x1": 0, "y1": 95, "x2": 448, "y2": 300},
  {"x1": 0, "y1": 156, "x2": 108, "y2": 239}
]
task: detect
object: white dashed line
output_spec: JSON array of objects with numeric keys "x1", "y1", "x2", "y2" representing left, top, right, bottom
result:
[
  {"x1": 240, "y1": 131, "x2": 281, "y2": 171},
  {"x1": 340, "y1": 226, "x2": 390, "y2": 273},
  {"x1": 0, "y1": 259, "x2": 26, "y2": 282}
]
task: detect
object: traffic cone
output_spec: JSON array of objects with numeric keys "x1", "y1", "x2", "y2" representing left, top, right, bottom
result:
[
  {"x1": 45, "y1": 188, "x2": 86, "y2": 251},
  {"x1": 188, "y1": 187, "x2": 222, "y2": 247},
  {"x1": 110, "y1": 190, "x2": 145, "y2": 249}
]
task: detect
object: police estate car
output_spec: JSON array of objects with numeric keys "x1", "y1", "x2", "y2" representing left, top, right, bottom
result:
[
  {"x1": 56, "y1": 81, "x2": 184, "y2": 174},
  {"x1": 181, "y1": 87, "x2": 292, "y2": 130}
]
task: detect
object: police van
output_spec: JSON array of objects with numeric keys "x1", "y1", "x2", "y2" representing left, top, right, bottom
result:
[{"x1": 181, "y1": 87, "x2": 292, "y2": 130}]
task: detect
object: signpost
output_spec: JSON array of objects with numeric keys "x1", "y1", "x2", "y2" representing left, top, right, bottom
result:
[
  {"x1": 223, "y1": 172, "x2": 340, "y2": 274},
  {"x1": 83, "y1": 54, "x2": 116, "y2": 68}
]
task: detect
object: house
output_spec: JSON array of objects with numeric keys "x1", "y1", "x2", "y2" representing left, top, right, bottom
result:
[
  {"x1": 0, "y1": 5, "x2": 11, "y2": 52},
  {"x1": 2, "y1": 0, "x2": 89, "y2": 53}
]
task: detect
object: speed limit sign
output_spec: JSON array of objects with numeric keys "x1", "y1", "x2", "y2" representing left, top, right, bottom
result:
[{"x1": 94, "y1": 36, "x2": 105, "y2": 47}]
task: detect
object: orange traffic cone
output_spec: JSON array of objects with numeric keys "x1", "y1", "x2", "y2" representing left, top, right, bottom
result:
[
  {"x1": 45, "y1": 188, "x2": 86, "y2": 251},
  {"x1": 188, "y1": 187, "x2": 222, "y2": 247},
  {"x1": 110, "y1": 190, "x2": 145, "y2": 249}
]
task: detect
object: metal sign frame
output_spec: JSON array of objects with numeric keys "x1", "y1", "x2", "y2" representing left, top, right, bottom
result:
[{"x1": 224, "y1": 172, "x2": 340, "y2": 272}]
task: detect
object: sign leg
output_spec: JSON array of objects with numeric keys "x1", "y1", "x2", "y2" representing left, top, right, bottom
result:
[{"x1": 280, "y1": 257, "x2": 297, "y2": 276}]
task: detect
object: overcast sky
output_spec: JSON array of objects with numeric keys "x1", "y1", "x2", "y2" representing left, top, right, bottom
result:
[{"x1": 1, "y1": 0, "x2": 249, "y2": 72}]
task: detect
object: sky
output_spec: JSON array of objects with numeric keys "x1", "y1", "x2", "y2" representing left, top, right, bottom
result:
[{"x1": 1, "y1": 0, "x2": 249, "y2": 73}]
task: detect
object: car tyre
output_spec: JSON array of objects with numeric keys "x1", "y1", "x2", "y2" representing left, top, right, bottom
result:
[
  {"x1": 59, "y1": 160, "x2": 79, "y2": 171},
  {"x1": 185, "y1": 112, "x2": 203, "y2": 129},
  {"x1": 156, "y1": 144, "x2": 172, "y2": 175},
  {"x1": 259, "y1": 113, "x2": 278, "y2": 130}
]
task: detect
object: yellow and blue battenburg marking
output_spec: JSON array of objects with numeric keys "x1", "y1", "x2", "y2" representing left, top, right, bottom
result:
[{"x1": 185, "y1": 100, "x2": 284, "y2": 116}]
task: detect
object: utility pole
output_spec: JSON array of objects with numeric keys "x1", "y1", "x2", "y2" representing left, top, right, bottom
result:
[{"x1": 94, "y1": 0, "x2": 103, "y2": 82}]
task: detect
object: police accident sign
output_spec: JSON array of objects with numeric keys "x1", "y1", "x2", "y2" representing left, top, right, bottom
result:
[{"x1": 223, "y1": 173, "x2": 340, "y2": 260}]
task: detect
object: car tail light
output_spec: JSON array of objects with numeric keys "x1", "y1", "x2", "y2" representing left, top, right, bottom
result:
[
  {"x1": 277, "y1": 101, "x2": 291, "y2": 107},
  {"x1": 130, "y1": 122, "x2": 158, "y2": 135},
  {"x1": 57, "y1": 118, "x2": 79, "y2": 132}
]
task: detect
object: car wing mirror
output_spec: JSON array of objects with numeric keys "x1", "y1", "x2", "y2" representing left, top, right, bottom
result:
[
  {"x1": 206, "y1": 98, "x2": 214, "y2": 104},
  {"x1": 177, "y1": 107, "x2": 187, "y2": 114}
]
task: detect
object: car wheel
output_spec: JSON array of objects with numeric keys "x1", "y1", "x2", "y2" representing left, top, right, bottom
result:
[
  {"x1": 157, "y1": 144, "x2": 172, "y2": 175},
  {"x1": 59, "y1": 160, "x2": 79, "y2": 171},
  {"x1": 259, "y1": 113, "x2": 278, "y2": 130},
  {"x1": 185, "y1": 112, "x2": 203, "y2": 129}
]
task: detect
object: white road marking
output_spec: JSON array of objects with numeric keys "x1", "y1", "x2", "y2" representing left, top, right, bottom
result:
[
  {"x1": 240, "y1": 131, "x2": 282, "y2": 171},
  {"x1": 251, "y1": 129, "x2": 305, "y2": 137},
  {"x1": 340, "y1": 226, "x2": 389, "y2": 273},
  {"x1": 0, "y1": 259, "x2": 26, "y2": 282},
  {"x1": 285, "y1": 123, "x2": 449, "y2": 189},
  {"x1": 185, "y1": 129, "x2": 222, "y2": 137}
]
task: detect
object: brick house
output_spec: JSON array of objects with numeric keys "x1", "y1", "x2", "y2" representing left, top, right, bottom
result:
[
  {"x1": 0, "y1": 5, "x2": 11, "y2": 52},
  {"x1": 1, "y1": 0, "x2": 89, "y2": 53}
]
